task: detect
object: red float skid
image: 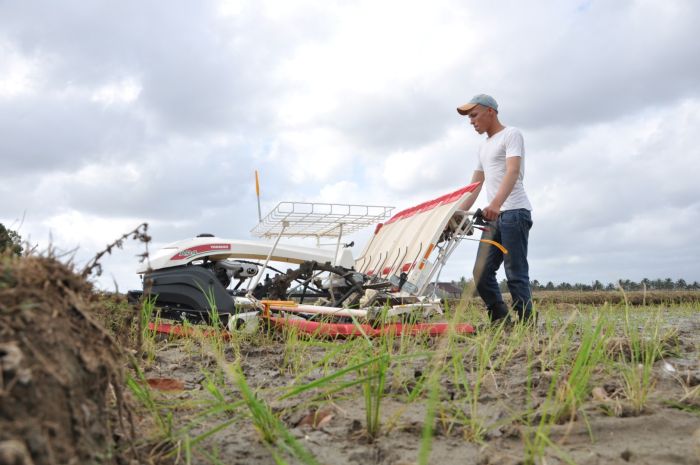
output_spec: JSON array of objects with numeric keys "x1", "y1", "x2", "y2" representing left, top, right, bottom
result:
[
  {"x1": 265, "y1": 316, "x2": 474, "y2": 338},
  {"x1": 147, "y1": 319, "x2": 474, "y2": 339}
]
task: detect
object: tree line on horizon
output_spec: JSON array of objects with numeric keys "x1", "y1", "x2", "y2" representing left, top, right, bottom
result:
[{"x1": 454, "y1": 276, "x2": 700, "y2": 292}]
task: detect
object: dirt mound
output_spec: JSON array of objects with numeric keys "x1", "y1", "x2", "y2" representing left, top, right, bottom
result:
[{"x1": 0, "y1": 253, "x2": 135, "y2": 465}]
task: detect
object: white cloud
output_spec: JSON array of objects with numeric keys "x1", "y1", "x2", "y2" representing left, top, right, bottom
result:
[
  {"x1": 268, "y1": 127, "x2": 357, "y2": 184},
  {"x1": 378, "y1": 126, "x2": 476, "y2": 194},
  {"x1": 91, "y1": 78, "x2": 141, "y2": 105},
  {"x1": 318, "y1": 180, "x2": 361, "y2": 204},
  {"x1": 277, "y1": 1, "x2": 473, "y2": 92},
  {"x1": 40, "y1": 211, "x2": 139, "y2": 251},
  {"x1": 1, "y1": 0, "x2": 699, "y2": 291},
  {"x1": 0, "y1": 41, "x2": 42, "y2": 97}
]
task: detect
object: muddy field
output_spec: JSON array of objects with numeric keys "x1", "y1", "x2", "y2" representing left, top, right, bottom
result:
[
  {"x1": 2, "y1": 254, "x2": 700, "y2": 465},
  {"x1": 135, "y1": 304, "x2": 700, "y2": 465}
]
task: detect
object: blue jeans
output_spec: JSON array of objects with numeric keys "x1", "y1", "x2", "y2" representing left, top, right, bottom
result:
[{"x1": 473, "y1": 209, "x2": 533, "y2": 321}]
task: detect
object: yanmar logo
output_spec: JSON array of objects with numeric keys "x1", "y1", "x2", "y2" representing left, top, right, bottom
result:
[{"x1": 171, "y1": 243, "x2": 232, "y2": 260}]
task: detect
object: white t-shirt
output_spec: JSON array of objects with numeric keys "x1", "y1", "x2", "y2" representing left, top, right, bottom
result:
[{"x1": 476, "y1": 126, "x2": 532, "y2": 211}]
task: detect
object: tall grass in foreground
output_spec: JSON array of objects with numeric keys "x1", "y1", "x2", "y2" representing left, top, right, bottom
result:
[
  {"x1": 198, "y1": 284, "x2": 227, "y2": 354},
  {"x1": 206, "y1": 342, "x2": 321, "y2": 465},
  {"x1": 510, "y1": 311, "x2": 604, "y2": 463},
  {"x1": 139, "y1": 294, "x2": 160, "y2": 363},
  {"x1": 618, "y1": 306, "x2": 665, "y2": 414},
  {"x1": 280, "y1": 324, "x2": 316, "y2": 376},
  {"x1": 451, "y1": 321, "x2": 506, "y2": 442},
  {"x1": 127, "y1": 363, "x2": 174, "y2": 439},
  {"x1": 521, "y1": 340, "x2": 569, "y2": 465},
  {"x1": 280, "y1": 336, "x2": 414, "y2": 440},
  {"x1": 360, "y1": 350, "x2": 390, "y2": 438},
  {"x1": 277, "y1": 313, "x2": 436, "y2": 441},
  {"x1": 555, "y1": 312, "x2": 610, "y2": 424},
  {"x1": 416, "y1": 297, "x2": 474, "y2": 464},
  {"x1": 418, "y1": 361, "x2": 441, "y2": 465}
]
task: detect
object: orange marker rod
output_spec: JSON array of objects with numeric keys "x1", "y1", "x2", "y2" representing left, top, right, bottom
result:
[{"x1": 255, "y1": 170, "x2": 262, "y2": 222}]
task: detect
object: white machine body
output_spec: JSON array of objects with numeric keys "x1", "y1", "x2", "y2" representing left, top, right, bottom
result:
[{"x1": 139, "y1": 236, "x2": 354, "y2": 274}]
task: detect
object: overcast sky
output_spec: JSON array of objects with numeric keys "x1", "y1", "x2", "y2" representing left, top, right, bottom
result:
[{"x1": 2, "y1": 0, "x2": 699, "y2": 291}]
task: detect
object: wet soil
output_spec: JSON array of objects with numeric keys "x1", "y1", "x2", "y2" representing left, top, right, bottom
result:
[{"x1": 140, "y1": 309, "x2": 700, "y2": 465}]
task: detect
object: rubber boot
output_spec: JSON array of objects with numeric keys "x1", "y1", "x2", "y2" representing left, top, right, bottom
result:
[
  {"x1": 515, "y1": 306, "x2": 535, "y2": 325},
  {"x1": 487, "y1": 301, "x2": 510, "y2": 322}
]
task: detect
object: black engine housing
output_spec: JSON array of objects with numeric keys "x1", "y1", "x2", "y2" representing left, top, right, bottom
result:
[{"x1": 133, "y1": 265, "x2": 236, "y2": 324}]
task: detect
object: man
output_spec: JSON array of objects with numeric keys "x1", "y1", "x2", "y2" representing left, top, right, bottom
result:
[{"x1": 456, "y1": 94, "x2": 533, "y2": 323}]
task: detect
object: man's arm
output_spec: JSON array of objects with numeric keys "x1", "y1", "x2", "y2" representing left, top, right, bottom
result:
[
  {"x1": 482, "y1": 156, "x2": 521, "y2": 221},
  {"x1": 458, "y1": 170, "x2": 484, "y2": 211}
]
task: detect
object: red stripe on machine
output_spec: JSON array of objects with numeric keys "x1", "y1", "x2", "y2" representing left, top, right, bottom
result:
[{"x1": 385, "y1": 182, "x2": 480, "y2": 225}]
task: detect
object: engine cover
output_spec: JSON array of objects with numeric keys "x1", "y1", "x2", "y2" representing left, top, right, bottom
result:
[{"x1": 143, "y1": 266, "x2": 236, "y2": 317}]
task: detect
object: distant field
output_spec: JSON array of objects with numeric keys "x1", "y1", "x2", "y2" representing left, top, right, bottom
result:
[
  {"x1": 533, "y1": 290, "x2": 700, "y2": 305},
  {"x1": 450, "y1": 290, "x2": 700, "y2": 307}
]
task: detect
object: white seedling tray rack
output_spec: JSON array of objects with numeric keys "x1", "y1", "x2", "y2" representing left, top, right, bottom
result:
[
  {"x1": 246, "y1": 202, "x2": 393, "y2": 293},
  {"x1": 251, "y1": 202, "x2": 394, "y2": 240}
]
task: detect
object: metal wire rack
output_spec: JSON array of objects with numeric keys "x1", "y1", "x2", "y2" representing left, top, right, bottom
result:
[{"x1": 251, "y1": 202, "x2": 394, "y2": 239}]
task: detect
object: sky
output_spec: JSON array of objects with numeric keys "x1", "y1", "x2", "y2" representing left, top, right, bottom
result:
[{"x1": 1, "y1": 0, "x2": 699, "y2": 292}]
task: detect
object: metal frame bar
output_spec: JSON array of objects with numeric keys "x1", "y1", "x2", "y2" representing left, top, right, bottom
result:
[
  {"x1": 246, "y1": 221, "x2": 288, "y2": 296},
  {"x1": 416, "y1": 211, "x2": 475, "y2": 297}
]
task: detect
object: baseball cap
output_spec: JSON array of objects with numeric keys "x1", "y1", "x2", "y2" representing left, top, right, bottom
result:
[{"x1": 457, "y1": 94, "x2": 498, "y2": 115}]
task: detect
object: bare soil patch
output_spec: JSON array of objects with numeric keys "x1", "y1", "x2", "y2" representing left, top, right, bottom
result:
[{"x1": 137, "y1": 306, "x2": 700, "y2": 465}]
